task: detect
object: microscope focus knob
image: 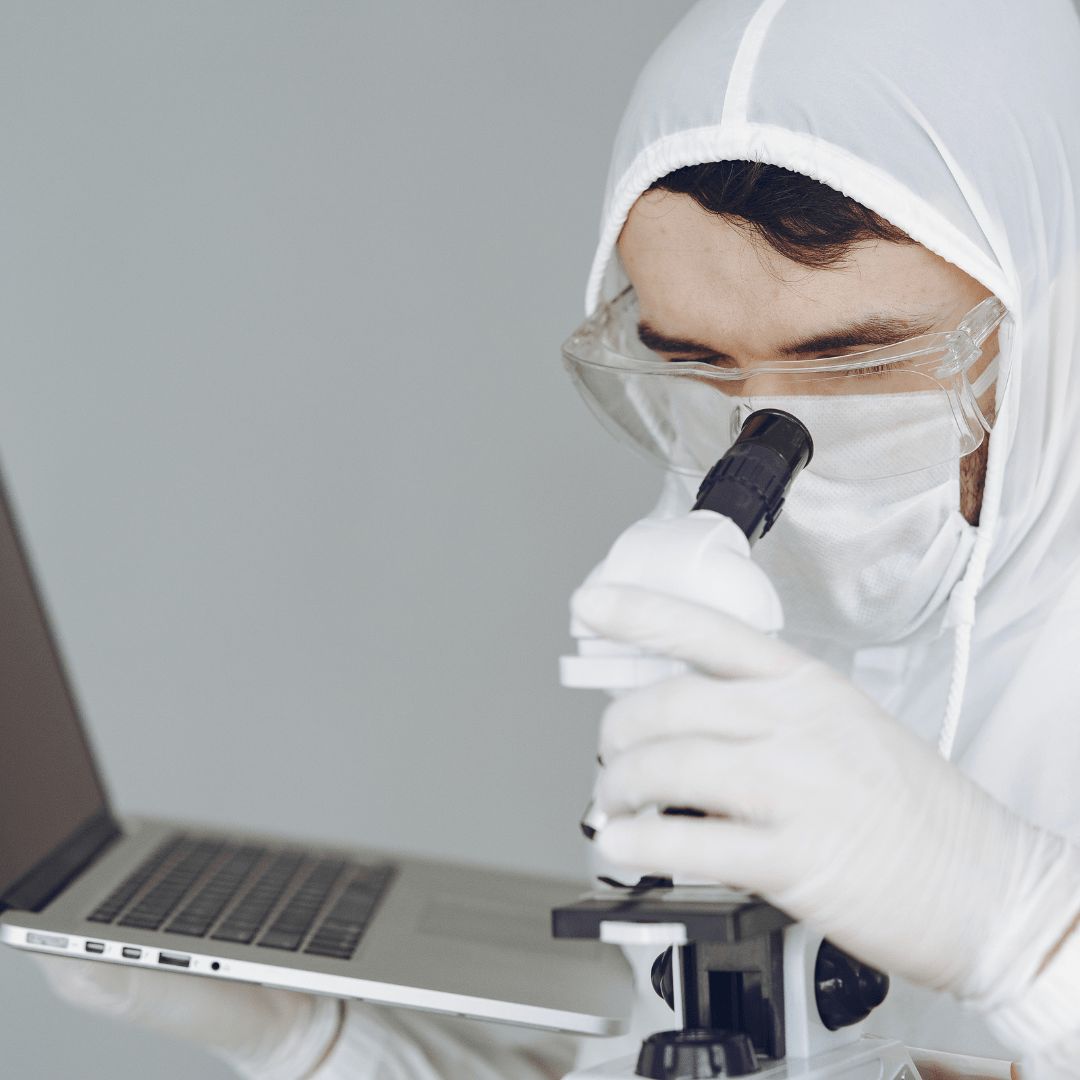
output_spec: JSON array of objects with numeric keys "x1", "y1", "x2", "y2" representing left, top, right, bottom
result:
[
  {"x1": 814, "y1": 939, "x2": 890, "y2": 1030},
  {"x1": 651, "y1": 947, "x2": 676, "y2": 1011},
  {"x1": 636, "y1": 1029, "x2": 759, "y2": 1078}
]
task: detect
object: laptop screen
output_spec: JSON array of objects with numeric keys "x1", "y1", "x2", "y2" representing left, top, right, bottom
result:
[{"x1": 0, "y1": 468, "x2": 116, "y2": 910}]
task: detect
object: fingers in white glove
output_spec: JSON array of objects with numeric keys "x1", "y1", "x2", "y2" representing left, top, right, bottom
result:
[
  {"x1": 596, "y1": 813, "x2": 768, "y2": 894},
  {"x1": 311, "y1": 1002, "x2": 577, "y2": 1080},
  {"x1": 572, "y1": 584, "x2": 806, "y2": 679},
  {"x1": 595, "y1": 736, "x2": 777, "y2": 823},
  {"x1": 35, "y1": 955, "x2": 342, "y2": 1080},
  {"x1": 599, "y1": 672, "x2": 781, "y2": 759},
  {"x1": 37, "y1": 954, "x2": 139, "y2": 1015}
]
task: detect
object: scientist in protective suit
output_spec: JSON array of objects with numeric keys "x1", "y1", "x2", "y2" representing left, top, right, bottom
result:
[{"x1": 41, "y1": 0, "x2": 1080, "y2": 1076}]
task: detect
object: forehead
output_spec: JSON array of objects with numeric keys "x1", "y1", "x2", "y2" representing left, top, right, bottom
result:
[{"x1": 616, "y1": 191, "x2": 976, "y2": 351}]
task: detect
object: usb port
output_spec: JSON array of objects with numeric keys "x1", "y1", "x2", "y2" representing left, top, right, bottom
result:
[
  {"x1": 85, "y1": 941, "x2": 105, "y2": 954},
  {"x1": 122, "y1": 947, "x2": 142, "y2": 960},
  {"x1": 158, "y1": 952, "x2": 191, "y2": 968}
]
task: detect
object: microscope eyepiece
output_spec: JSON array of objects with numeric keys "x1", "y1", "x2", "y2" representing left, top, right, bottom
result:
[{"x1": 692, "y1": 408, "x2": 813, "y2": 545}]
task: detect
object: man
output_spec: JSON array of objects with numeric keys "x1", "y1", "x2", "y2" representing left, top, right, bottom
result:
[
  {"x1": 564, "y1": 0, "x2": 1080, "y2": 1071},
  {"x1": 42, "y1": 0, "x2": 1080, "y2": 1075}
]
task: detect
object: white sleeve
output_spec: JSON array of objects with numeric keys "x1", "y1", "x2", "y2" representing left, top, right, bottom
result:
[
  {"x1": 983, "y1": 913, "x2": 1080, "y2": 1080},
  {"x1": 310, "y1": 1002, "x2": 579, "y2": 1080}
]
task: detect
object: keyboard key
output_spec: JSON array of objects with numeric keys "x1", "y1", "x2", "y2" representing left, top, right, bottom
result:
[
  {"x1": 258, "y1": 929, "x2": 304, "y2": 951},
  {"x1": 210, "y1": 925, "x2": 258, "y2": 945},
  {"x1": 305, "y1": 943, "x2": 355, "y2": 959}
]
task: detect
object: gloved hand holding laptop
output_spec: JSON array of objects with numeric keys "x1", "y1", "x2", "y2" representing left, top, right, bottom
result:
[
  {"x1": 35, "y1": 955, "x2": 576, "y2": 1079},
  {"x1": 35, "y1": 954, "x2": 342, "y2": 1078}
]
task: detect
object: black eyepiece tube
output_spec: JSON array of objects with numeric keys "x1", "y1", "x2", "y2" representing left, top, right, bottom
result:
[{"x1": 692, "y1": 408, "x2": 813, "y2": 545}]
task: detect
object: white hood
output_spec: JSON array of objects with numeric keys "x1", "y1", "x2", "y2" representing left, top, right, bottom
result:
[{"x1": 580, "y1": 0, "x2": 1080, "y2": 1058}]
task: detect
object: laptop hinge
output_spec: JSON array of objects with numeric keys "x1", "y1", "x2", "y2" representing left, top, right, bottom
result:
[{"x1": 1, "y1": 810, "x2": 122, "y2": 914}]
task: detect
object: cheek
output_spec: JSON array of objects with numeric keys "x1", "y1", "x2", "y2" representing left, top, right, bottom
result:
[{"x1": 959, "y1": 435, "x2": 990, "y2": 526}]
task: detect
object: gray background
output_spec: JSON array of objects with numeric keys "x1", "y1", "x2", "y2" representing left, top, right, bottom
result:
[{"x1": 0, "y1": 3, "x2": 694, "y2": 1076}]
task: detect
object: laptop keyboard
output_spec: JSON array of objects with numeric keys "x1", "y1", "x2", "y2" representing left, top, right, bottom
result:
[{"x1": 88, "y1": 834, "x2": 395, "y2": 961}]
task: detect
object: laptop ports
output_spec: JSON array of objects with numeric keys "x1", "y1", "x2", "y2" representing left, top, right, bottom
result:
[
  {"x1": 84, "y1": 941, "x2": 105, "y2": 954},
  {"x1": 158, "y1": 952, "x2": 191, "y2": 968}
]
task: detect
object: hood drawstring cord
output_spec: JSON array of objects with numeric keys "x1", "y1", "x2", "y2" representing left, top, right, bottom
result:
[{"x1": 939, "y1": 590, "x2": 977, "y2": 759}]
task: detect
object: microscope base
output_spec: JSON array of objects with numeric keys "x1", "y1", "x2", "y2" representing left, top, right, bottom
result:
[{"x1": 562, "y1": 1034, "x2": 920, "y2": 1079}]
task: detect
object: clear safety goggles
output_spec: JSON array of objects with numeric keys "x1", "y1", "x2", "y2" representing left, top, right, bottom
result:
[{"x1": 562, "y1": 288, "x2": 1007, "y2": 480}]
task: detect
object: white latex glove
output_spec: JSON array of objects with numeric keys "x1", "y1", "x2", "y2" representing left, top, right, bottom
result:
[
  {"x1": 36, "y1": 955, "x2": 342, "y2": 1079},
  {"x1": 35, "y1": 956, "x2": 577, "y2": 1079},
  {"x1": 313, "y1": 1001, "x2": 576, "y2": 1079},
  {"x1": 573, "y1": 583, "x2": 1080, "y2": 1017}
]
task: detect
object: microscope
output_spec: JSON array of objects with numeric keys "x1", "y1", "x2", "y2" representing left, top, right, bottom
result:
[
  {"x1": 552, "y1": 882, "x2": 918, "y2": 1079},
  {"x1": 555, "y1": 410, "x2": 922, "y2": 1079}
]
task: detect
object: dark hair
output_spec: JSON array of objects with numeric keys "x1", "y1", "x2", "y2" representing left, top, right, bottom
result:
[{"x1": 648, "y1": 160, "x2": 913, "y2": 269}]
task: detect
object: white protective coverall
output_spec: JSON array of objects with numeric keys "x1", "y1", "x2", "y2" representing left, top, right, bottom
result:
[
  {"x1": 41, "y1": 0, "x2": 1080, "y2": 1076},
  {"x1": 572, "y1": 0, "x2": 1080, "y2": 1069}
]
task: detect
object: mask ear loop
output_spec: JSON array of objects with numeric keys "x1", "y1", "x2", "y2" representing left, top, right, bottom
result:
[
  {"x1": 970, "y1": 353, "x2": 1000, "y2": 402},
  {"x1": 938, "y1": 307, "x2": 1014, "y2": 760}
]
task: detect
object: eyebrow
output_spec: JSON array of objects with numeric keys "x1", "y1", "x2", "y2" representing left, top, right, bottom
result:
[{"x1": 636, "y1": 313, "x2": 943, "y2": 360}]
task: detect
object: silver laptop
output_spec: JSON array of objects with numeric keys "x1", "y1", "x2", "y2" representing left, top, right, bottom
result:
[{"x1": 0, "y1": 467, "x2": 630, "y2": 1036}]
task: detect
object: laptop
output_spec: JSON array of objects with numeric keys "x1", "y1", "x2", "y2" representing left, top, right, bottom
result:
[{"x1": 0, "y1": 465, "x2": 630, "y2": 1035}]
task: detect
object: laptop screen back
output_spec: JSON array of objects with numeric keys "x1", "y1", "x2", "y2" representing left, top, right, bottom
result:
[{"x1": 0, "y1": 470, "x2": 114, "y2": 909}]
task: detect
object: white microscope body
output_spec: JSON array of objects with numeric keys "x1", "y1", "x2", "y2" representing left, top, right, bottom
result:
[{"x1": 558, "y1": 502, "x2": 921, "y2": 1079}]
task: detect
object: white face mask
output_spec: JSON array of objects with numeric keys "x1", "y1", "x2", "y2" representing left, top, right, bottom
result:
[
  {"x1": 754, "y1": 391, "x2": 983, "y2": 646},
  {"x1": 656, "y1": 392, "x2": 982, "y2": 648},
  {"x1": 753, "y1": 465, "x2": 976, "y2": 648}
]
